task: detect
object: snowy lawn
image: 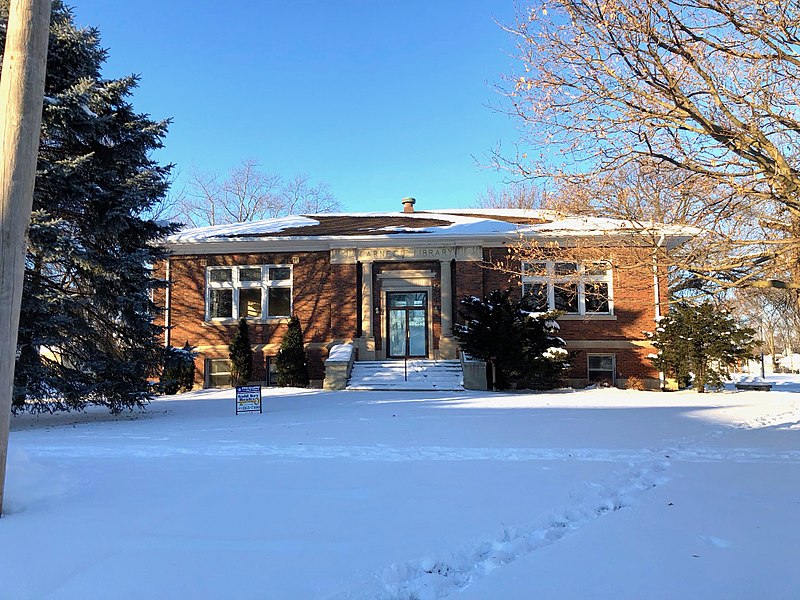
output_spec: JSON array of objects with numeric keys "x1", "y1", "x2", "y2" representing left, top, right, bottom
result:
[{"x1": 2, "y1": 379, "x2": 799, "y2": 599}]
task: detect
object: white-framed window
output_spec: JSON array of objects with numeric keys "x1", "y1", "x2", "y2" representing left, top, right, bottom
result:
[
  {"x1": 206, "y1": 358, "x2": 232, "y2": 388},
  {"x1": 206, "y1": 265, "x2": 292, "y2": 321},
  {"x1": 522, "y1": 260, "x2": 613, "y2": 315},
  {"x1": 587, "y1": 354, "x2": 616, "y2": 383}
]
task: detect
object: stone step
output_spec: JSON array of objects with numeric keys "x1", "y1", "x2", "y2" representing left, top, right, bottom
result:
[
  {"x1": 347, "y1": 386, "x2": 465, "y2": 392},
  {"x1": 353, "y1": 361, "x2": 460, "y2": 367},
  {"x1": 347, "y1": 359, "x2": 465, "y2": 392},
  {"x1": 353, "y1": 365, "x2": 461, "y2": 371}
]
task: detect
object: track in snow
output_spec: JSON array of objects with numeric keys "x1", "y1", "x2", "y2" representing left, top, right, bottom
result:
[{"x1": 329, "y1": 459, "x2": 671, "y2": 600}]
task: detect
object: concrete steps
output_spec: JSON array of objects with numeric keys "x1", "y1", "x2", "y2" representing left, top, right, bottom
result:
[{"x1": 346, "y1": 359, "x2": 464, "y2": 391}]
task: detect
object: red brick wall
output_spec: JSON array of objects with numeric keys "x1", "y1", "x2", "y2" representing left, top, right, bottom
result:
[
  {"x1": 152, "y1": 261, "x2": 167, "y2": 333},
  {"x1": 158, "y1": 243, "x2": 665, "y2": 387},
  {"x1": 453, "y1": 261, "x2": 484, "y2": 301},
  {"x1": 450, "y1": 247, "x2": 663, "y2": 382},
  {"x1": 566, "y1": 347, "x2": 658, "y2": 382},
  {"x1": 163, "y1": 251, "x2": 342, "y2": 385}
]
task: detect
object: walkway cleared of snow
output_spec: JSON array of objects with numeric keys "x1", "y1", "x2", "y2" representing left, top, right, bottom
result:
[{"x1": 2, "y1": 381, "x2": 799, "y2": 599}]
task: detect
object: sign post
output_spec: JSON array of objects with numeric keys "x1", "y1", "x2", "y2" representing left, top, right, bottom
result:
[{"x1": 235, "y1": 385, "x2": 262, "y2": 415}]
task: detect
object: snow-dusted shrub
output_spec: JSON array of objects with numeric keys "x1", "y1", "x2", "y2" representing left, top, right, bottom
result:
[
  {"x1": 160, "y1": 342, "x2": 197, "y2": 395},
  {"x1": 647, "y1": 301, "x2": 756, "y2": 392},
  {"x1": 454, "y1": 290, "x2": 571, "y2": 390}
]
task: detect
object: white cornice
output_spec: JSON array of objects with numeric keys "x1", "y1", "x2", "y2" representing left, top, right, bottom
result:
[{"x1": 165, "y1": 229, "x2": 694, "y2": 256}]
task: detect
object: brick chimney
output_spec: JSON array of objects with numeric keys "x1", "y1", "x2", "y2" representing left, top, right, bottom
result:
[{"x1": 401, "y1": 197, "x2": 416, "y2": 213}]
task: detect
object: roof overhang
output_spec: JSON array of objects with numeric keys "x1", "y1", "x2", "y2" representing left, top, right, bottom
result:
[{"x1": 163, "y1": 209, "x2": 699, "y2": 256}]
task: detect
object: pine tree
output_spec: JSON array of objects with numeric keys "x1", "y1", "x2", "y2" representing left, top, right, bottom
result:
[
  {"x1": 648, "y1": 301, "x2": 756, "y2": 392},
  {"x1": 178, "y1": 341, "x2": 196, "y2": 392},
  {"x1": 228, "y1": 319, "x2": 253, "y2": 387},
  {"x1": 454, "y1": 290, "x2": 570, "y2": 390},
  {"x1": 276, "y1": 316, "x2": 309, "y2": 387},
  {"x1": 1, "y1": 2, "x2": 177, "y2": 413}
]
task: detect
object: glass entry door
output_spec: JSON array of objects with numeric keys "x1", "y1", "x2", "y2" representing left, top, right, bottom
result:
[{"x1": 387, "y1": 292, "x2": 428, "y2": 358}]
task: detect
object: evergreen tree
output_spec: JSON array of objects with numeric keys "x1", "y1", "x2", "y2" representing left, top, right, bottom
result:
[
  {"x1": 276, "y1": 316, "x2": 309, "y2": 387},
  {"x1": 648, "y1": 301, "x2": 756, "y2": 392},
  {"x1": 228, "y1": 319, "x2": 253, "y2": 387},
  {"x1": 455, "y1": 290, "x2": 570, "y2": 390},
  {"x1": 1, "y1": 2, "x2": 177, "y2": 413},
  {"x1": 177, "y1": 341, "x2": 197, "y2": 392},
  {"x1": 160, "y1": 342, "x2": 196, "y2": 395}
]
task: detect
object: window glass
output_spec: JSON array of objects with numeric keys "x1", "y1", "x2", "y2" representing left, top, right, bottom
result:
[
  {"x1": 523, "y1": 282, "x2": 549, "y2": 312},
  {"x1": 268, "y1": 287, "x2": 291, "y2": 317},
  {"x1": 269, "y1": 267, "x2": 291, "y2": 281},
  {"x1": 585, "y1": 262, "x2": 611, "y2": 276},
  {"x1": 209, "y1": 289, "x2": 233, "y2": 318},
  {"x1": 524, "y1": 261, "x2": 548, "y2": 277},
  {"x1": 554, "y1": 283, "x2": 579, "y2": 313},
  {"x1": 554, "y1": 262, "x2": 578, "y2": 276},
  {"x1": 239, "y1": 288, "x2": 262, "y2": 318},
  {"x1": 209, "y1": 268, "x2": 232, "y2": 283},
  {"x1": 585, "y1": 282, "x2": 610, "y2": 313},
  {"x1": 588, "y1": 354, "x2": 615, "y2": 383},
  {"x1": 389, "y1": 296, "x2": 407, "y2": 308},
  {"x1": 239, "y1": 267, "x2": 262, "y2": 282},
  {"x1": 209, "y1": 358, "x2": 230, "y2": 374},
  {"x1": 388, "y1": 292, "x2": 426, "y2": 308},
  {"x1": 588, "y1": 355, "x2": 614, "y2": 371},
  {"x1": 207, "y1": 358, "x2": 231, "y2": 388}
]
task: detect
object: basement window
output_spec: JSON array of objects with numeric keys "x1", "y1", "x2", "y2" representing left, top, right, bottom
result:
[
  {"x1": 588, "y1": 354, "x2": 616, "y2": 384},
  {"x1": 206, "y1": 358, "x2": 232, "y2": 388}
]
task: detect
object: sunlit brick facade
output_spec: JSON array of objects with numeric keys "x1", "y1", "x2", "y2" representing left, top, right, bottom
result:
[{"x1": 155, "y1": 205, "x2": 687, "y2": 389}]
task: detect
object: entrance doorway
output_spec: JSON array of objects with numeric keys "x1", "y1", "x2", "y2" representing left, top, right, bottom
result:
[{"x1": 386, "y1": 291, "x2": 428, "y2": 358}]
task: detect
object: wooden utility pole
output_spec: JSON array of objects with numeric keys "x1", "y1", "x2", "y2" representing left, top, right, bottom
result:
[{"x1": 0, "y1": 0, "x2": 51, "y2": 517}]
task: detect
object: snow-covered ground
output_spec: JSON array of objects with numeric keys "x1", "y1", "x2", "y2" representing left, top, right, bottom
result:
[{"x1": 2, "y1": 377, "x2": 799, "y2": 599}]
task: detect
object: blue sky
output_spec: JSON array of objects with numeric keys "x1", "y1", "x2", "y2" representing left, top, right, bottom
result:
[{"x1": 71, "y1": 1, "x2": 525, "y2": 213}]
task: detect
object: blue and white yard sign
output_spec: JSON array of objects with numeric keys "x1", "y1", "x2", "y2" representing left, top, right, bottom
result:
[{"x1": 235, "y1": 385, "x2": 262, "y2": 414}]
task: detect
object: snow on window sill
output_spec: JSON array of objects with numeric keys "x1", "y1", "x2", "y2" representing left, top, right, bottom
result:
[
  {"x1": 558, "y1": 314, "x2": 617, "y2": 321},
  {"x1": 202, "y1": 317, "x2": 291, "y2": 325}
]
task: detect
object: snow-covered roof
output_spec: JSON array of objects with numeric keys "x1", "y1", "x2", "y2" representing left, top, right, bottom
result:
[
  {"x1": 168, "y1": 215, "x2": 321, "y2": 243},
  {"x1": 166, "y1": 208, "x2": 697, "y2": 249}
]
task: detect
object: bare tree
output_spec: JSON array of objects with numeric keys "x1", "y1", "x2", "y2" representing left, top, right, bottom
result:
[
  {"x1": 556, "y1": 160, "x2": 788, "y2": 294},
  {"x1": 475, "y1": 160, "x2": 758, "y2": 296},
  {"x1": 499, "y1": 0, "x2": 800, "y2": 289},
  {"x1": 279, "y1": 174, "x2": 341, "y2": 215},
  {"x1": 177, "y1": 160, "x2": 282, "y2": 227},
  {"x1": 476, "y1": 182, "x2": 550, "y2": 209},
  {"x1": 167, "y1": 161, "x2": 342, "y2": 227},
  {"x1": 732, "y1": 287, "x2": 800, "y2": 363},
  {"x1": 141, "y1": 169, "x2": 186, "y2": 224}
]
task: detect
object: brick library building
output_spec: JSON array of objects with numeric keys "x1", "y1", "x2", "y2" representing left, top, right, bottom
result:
[{"x1": 156, "y1": 198, "x2": 688, "y2": 390}]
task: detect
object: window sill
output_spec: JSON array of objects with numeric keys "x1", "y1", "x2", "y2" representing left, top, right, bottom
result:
[
  {"x1": 558, "y1": 314, "x2": 617, "y2": 321},
  {"x1": 203, "y1": 317, "x2": 291, "y2": 326}
]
